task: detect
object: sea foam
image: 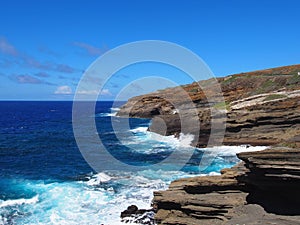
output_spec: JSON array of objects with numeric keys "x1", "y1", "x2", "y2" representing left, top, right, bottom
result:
[
  {"x1": 0, "y1": 195, "x2": 39, "y2": 208},
  {"x1": 86, "y1": 172, "x2": 112, "y2": 186},
  {"x1": 205, "y1": 145, "x2": 268, "y2": 157}
]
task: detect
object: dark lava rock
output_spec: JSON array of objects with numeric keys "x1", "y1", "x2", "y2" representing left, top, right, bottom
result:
[{"x1": 121, "y1": 205, "x2": 155, "y2": 225}]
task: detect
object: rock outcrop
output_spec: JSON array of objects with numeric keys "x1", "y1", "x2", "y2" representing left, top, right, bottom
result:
[
  {"x1": 117, "y1": 64, "x2": 300, "y2": 147},
  {"x1": 121, "y1": 205, "x2": 155, "y2": 224},
  {"x1": 224, "y1": 90, "x2": 300, "y2": 147},
  {"x1": 153, "y1": 148, "x2": 300, "y2": 224},
  {"x1": 118, "y1": 64, "x2": 300, "y2": 224}
]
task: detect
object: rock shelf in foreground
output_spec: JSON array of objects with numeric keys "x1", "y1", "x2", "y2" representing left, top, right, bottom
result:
[{"x1": 153, "y1": 148, "x2": 300, "y2": 225}]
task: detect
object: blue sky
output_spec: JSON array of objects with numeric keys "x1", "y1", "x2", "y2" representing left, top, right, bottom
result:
[{"x1": 1, "y1": 0, "x2": 300, "y2": 100}]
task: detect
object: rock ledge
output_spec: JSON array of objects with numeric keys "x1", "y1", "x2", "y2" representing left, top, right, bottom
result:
[{"x1": 153, "y1": 148, "x2": 300, "y2": 224}]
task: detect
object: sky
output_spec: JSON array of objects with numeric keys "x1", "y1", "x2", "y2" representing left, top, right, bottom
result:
[{"x1": 1, "y1": 0, "x2": 300, "y2": 100}]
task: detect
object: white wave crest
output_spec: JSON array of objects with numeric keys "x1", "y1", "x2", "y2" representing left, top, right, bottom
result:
[
  {"x1": 130, "y1": 127, "x2": 148, "y2": 133},
  {"x1": 86, "y1": 172, "x2": 112, "y2": 186},
  {"x1": 205, "y1": 145, "x2": 268, "y2": 157},
  {"x1": 148, "y1": 132, "x2": 194, "y2": 148},
  {"x1": 110, "y1": 107, "x2": 120, "y2": 111},
  {"x1": 94, "y1": 112, "x2": 118, "y2": 117},
  {"x1": 0, "y1": 195, "x2": 39, "y2": 208},
  {"x1": 178, "y1": 133, "x2": 194, "y2": 147},
  {"x1": 198, "y1": 171, "x2": 221, "y2": 176}
]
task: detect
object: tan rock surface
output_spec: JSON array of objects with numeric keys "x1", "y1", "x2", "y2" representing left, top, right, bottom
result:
[{"x1": 153, "y1": 148, "x2": 300, "y2": 224}]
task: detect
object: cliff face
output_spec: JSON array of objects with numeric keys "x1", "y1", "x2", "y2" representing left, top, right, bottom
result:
[
  {"x1": 117, "y1": 64, "x2": 300, "y2": 224},
  {"x1": 117, "y1": 64, "x2": 300, "y2": 147},
  {"x1": 153, "y1": 148, "x2": 300, "y2": 225}
]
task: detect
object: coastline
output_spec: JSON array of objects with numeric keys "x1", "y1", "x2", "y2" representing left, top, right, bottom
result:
[
  {"x1": 153, "y1": 147, "x2": 300, "y2": 224},
  {"x1": 120, "y1": 146, "x2": 300, "y2": 225},
  {"x1": 117, "y1": 64, "x2": 300, "y2": 224}
]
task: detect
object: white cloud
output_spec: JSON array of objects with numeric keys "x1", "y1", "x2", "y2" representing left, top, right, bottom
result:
[
  {"x1": 77, "y1": 89, "x2": 111, "y2": 96},
  {"x1": 77, "y1": 90, "x2": 98, "y2": 95},
  {"x1": 100, "y1": 89, "x2": 112, "y2": 96},
  {"x1": 54, "y1": 85, "x2": 72, "y2": 94}
]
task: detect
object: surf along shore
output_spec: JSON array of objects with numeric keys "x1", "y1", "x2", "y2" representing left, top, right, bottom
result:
[{"x1": 117, "y1": 64, "x2": 300, "y2": 224}]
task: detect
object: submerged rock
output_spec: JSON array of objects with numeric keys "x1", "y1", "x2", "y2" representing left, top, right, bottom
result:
[{"x1": 120, "y1": 205, "x2": 156, "y2": 225}]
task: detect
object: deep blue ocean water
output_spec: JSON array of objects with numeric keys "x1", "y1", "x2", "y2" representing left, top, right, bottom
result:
[{"x1": 0, "y1": 101, "x2": 266, "y2": 225}]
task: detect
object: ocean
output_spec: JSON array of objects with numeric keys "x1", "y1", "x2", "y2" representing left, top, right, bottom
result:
[{"x1": 0, "y1": 101, "x2": 266, "y2": 225}]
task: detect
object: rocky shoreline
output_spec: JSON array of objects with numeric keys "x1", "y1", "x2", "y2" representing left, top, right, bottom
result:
[
  {"x1": 153, "y1": 147, "x2": 300, "y2": 224},
  {"x1": 118, "y1": 64, "x2": 300, "y2": 224},
  {"x1": 117, "y1": 64, "x2": 300, "y2": 148},
  {"x1": 120, "y1": 147, "x2": 300, "y2": 224}
]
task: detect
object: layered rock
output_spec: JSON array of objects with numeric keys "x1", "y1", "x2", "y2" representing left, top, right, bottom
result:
[
  {"x1": 118, "y1": 64, "x2": 300, "y2": 224},
  {"x1": 153, "y1": 148, "x2": 300, "y2": 224},
  {"x1": 117, "y1": 65, "x2": 300, "y2": 147},
  {"x1": 224, "y1": 90, "x2": 300, "y2": 147},
  {"x1": 153, "y1": 165, "x2": 247, "y2": 225},
  {"x1": 238, "y1": 148, "x2": 300, "y2": 207}
]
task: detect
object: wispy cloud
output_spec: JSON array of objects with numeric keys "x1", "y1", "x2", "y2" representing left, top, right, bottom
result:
[
  {"x1": 74, "y1": 42, "x2": 108, "y2": 56},
  {"x1": 0, "y1": 36, "x2": 78, "y2": 74},
  {"x1": 54, "y1": 85, "x2": 72, "y2": 94},
  {"x1": 10, "y1": 74, "x2": 54, "y2": 85},
  {"x1": 0, "y1": 37, "x2": 19, "y2": 56},
  {"x1": 35, "y1": 72, "x2": 50, "y2": 78},
  {"x1": 21, "y1": 56, "x2": 76, "y2": 73},
  {"x1": 128, "y1": 83, "x2": 144, "y2": 92},
  {"x1": 110, "y1": 83, "x2": 120, "y2": 88},
  {"x1": 0, "y1": 58, "x2": 13, "y2": 68},
  {"x1": 55, "y1": 64, "x2": 76, "y2": 73},
  {"x1": 15, "y1": 75, "x2": 43, "y2": 84},
  {"x1": 115, "y1": 73, "x2": 130, "y2": 79},
  {"x1": 38, "y1": 46, "x2": 60, "y2": 57},
  {"x1": 77, "y1": 90, "x2": 98, "y2": 95},
  {"x1": 77, "y1": 89, "x2": 111, "y2": 96}
]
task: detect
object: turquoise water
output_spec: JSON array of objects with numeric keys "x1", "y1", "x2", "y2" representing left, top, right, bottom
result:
[{"x1": 0, "y1": 101, "x2": 265, "y2": 224}]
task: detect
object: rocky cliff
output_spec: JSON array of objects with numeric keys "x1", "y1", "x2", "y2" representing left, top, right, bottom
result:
[
  {"x1": 117, "y1": 64, "x2": 300, "y2": 148},
  {"x1": 117, "y1": 64, "x2": 300, "y2": 224},
  {"x1": 153, "y1": 148, "x2": 300, "y2": 225}
]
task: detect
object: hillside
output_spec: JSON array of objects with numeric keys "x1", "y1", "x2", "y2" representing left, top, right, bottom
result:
[{"x1": 117, "y1": 64, "x2": 300, "y2": 148}]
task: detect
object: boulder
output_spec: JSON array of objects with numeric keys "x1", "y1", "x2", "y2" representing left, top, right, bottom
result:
[{"x1": 120, "y1": 205, "x2": 155, "y2": 225}]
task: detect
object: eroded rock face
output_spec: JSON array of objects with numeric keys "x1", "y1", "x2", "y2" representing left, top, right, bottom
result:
[
  {"x1": 224, "y1": 94, "x2": 300, "y2": 147},
  {"x1": 117, "y1": 65, "x2": 300, "y2": 224},
  {"x1": 237, "y1": 148, "x2": 300, "y2": 213},
  {"x1": 153, "y1": 163, "x2": 247, "y2": 225},
  {"x1": 117, "y1": 65, "x2": 300, "y2": 147},
  {"x1": 153, "y1": 148, "x2": 300, "y2": 224}
]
